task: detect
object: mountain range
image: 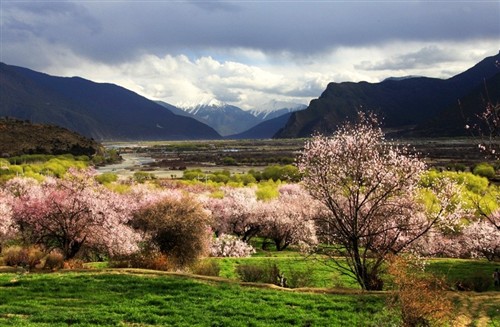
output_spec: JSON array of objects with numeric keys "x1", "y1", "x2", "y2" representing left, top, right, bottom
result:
[
  {"x1": 1, "y1": 51, "x2": 499, "y2": 142},
  {"x1": 275, "y1": 51, "x2": 500, "y2": 138},
  {"x1": 0, "y1": 63, "x2": 220, "y2": 141},
  {"x1": 158, "y1": 99, "x2": 305, "y2": 137}
]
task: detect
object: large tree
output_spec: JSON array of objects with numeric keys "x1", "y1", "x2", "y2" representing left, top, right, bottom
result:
[{"x1": 298, "y1": 113, "x2": 462, "y2": 290}]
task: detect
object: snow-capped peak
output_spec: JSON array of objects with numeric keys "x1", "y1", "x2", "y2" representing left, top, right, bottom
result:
[
  {"x1": 176, "y1": 98, "x2": 226, "y2": 110},
  {"x1": 247, "y1": 100, "x2": 307, "y2": 120}
]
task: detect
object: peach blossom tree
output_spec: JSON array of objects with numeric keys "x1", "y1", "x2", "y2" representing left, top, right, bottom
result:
[
  {"x1": 6, "y1": 169, "x2": 139, "y2": 259},
  {"x1": 298, "y1": 113, "x2": 463, "y2": 290}
]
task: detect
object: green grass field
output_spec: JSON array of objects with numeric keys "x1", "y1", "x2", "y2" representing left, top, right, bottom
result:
[
  {"x1": 0, "y1": 271, "x2": 387, "y2": 327},
  {"x1": 1, "y1": 246, "x2": 499, "y2": 326}
]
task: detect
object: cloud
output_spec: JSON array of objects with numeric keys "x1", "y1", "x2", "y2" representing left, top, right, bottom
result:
[
  {"x1": 2, "y1": 1, "x2": 498, "y2": 65},
  {"x1": 1, "y1": 2, "x2": 498, "y2": 109},
  {"x1": 356, "y1": 46, "x2": 462, "y2": 71}
]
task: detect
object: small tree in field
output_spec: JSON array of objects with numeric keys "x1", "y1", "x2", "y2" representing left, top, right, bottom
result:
[
  {"x1": 131, "y1": 195, "x2": 212, "y2": 268},
  {"x1": 298, "y1": 113, "x2": 462, "y2": 290}
]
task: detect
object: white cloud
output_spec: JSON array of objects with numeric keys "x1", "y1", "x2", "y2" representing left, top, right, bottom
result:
[
  {"x1": 2, "y1": 1, "x2": 498, "y2": 111},
  {"x1": 13, "y1": 39, "x2": 498, "y2": 111}
]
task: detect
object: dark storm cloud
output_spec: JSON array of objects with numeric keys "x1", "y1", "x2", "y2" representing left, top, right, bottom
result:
[
  {"x1": 2, "y1": 1, "x2": 498, "y2": 66},
  {"x1": 2, "y1": 2, "x2": 100, "y2": 41}
]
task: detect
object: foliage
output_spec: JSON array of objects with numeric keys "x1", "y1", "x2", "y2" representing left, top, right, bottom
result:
[
  {"x1": 133, "y1": 171, "x2": 156, "y2": 183},
  {"x1": 183, "y1": 168, "x2": 257, "y2": 185},
  {"x1": 109, "y1": 250, "x2": 172, "y2": 271},
  {"x1": 298, "y1": 112, "x2": 463, "y2": 290},
  {"x1": 0, "y1": 154, "x2": 90, "y2": 181},
  {"x1": 44, "y1": 251, "x2": 65, "y2": 270},
  {"x1": 131, "y1": 195, "x2": 212, "y2": 268},
  {"x1": 251, "y1": 165, "x2": 301, "y2": 182},
  {"x1": 63, "y1": 258, "x2": 85, "y2": 270},
  {"x1": 255, "y1": 181, "x2": 280, "y2": 201},
  {"x1": 473, "y1": 162, "x2": 496, "y2": 179},
  {"x1": 191, "y1": 259, "x2": 221, "y2": 276},
  {"x1": 386, "y1": 255, "x2": 452, "y2": 327},
  {"x1": 454, "y1": 271, "x2": 493, "y2": 292},
  {"x1": 2, "y1": 245, "x2": 45, "y2": 270},
  {"x1": 91, "y1": 148, "x2": 122, "y2": 166},
  {"x1": 236, "y1": 263, "x2": 283, "y2": 285},
  {"x1": 95, "y1": 172, "x2": 118, "y2": 184},
  {"x1": 182, "y1": 165, "x2": 301, "y2": 185},
  {"x1": 210, "y1": 234, "x2": 256, "y2": 257},
  {"x1": 236, "y1": 262, "x2": 315, "y2": 288}
]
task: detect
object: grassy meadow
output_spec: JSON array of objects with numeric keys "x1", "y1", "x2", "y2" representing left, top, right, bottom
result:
[
  {"x1": 1, "y1": 256, "x2": 499, "y2": 326},
  {"x1": 0, "y1": 271, "x2": 386, "y2": 327}
]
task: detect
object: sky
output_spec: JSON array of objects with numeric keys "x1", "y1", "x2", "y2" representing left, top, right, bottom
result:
[{"x1": 1, "y1": 1, "x2": 499, "y2": 110}]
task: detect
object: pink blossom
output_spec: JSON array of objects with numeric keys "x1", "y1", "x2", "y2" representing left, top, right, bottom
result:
[
  {"x1": 6, "y1": 168, "x2": 140, "y2": 259},
  {"x1": 210, "y1": 234, "x2": 255, "y2": 257}
]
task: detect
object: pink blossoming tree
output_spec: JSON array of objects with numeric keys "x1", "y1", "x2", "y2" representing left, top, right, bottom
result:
[
  {"x1": 257, "y1": 184, "x2": 319, "y2": 251},
  {"x1": 6, "y1": 168, "x2": 139, "y2": 259},
  {"x1": 0, "y1": 190, "x2": 15, "y2": 250},
  {"x1": 298, "y1": 113, "x2": 463, "y2": 290}
]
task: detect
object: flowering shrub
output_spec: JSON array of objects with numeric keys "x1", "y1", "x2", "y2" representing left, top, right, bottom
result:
[
  {"x1": 210, "y1": 234, "x2": 255, "y2": 257},
  {"x1": 0, "y1": 190, "x2": 16, "y2": 248}
]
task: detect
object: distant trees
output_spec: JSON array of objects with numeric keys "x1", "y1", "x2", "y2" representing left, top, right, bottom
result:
[
  {"x1": 256, "y1": 184, "x2": 319, "y2": 251},
  {"x1": 202, "y1": 184, "x2": 319, "y2": 250},
  {"x1": 298, "y1": 113, "x2": 464, "y2": 290}
]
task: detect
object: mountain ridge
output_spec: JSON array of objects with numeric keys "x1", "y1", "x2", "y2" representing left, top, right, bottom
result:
[
  {"x1": 0, "y1": 63, "x2": 221, "y2": 141},
  {"x1": 275, "y1": 51, "x2": 500, "y2": 138}
]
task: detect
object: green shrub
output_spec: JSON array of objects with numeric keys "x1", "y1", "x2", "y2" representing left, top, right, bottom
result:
[
  {"x1": 222, "y1": 157, "x2": 237, "y2": 165},
  {"x1": 255, "y1": 183, "x2": 279, "y2": 201},
  {"x1": 236, "y1": 263, "x2": 286, "y2": 287},
  {"x1": 191, "y1": 260, "x2": 221, "y2": 277},
  {"x1": 473, "y1": 163, "x2": 495, "y2": 179},
  {"x1": 133, "y1": 171, "x2": 156, "y2": 183},
  {"x1": 95, "y1": 172, "x2": 118, "y2": 184},
  {"x1": 455, "y1": 271, "x2": 492, "y2": 292},
  {"x1": 286, "y1": 266, "x2": 315, "y2": 288},
  {"x1": 236, "y1": 264, "x2": 269, "y2": 283}
]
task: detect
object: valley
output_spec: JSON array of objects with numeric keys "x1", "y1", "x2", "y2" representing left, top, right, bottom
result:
[{"x1": 98, "y1": 137, "x2": 494, "y2": 179}]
